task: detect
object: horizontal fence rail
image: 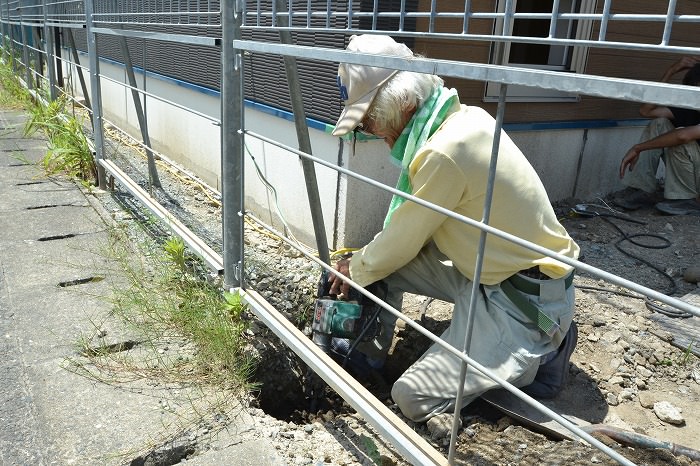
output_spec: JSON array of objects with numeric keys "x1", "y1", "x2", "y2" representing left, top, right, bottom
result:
[
  {"x1": 234, "y1": 40, "x2": 700, "y2": 110},
  {"x1": 1, "y1": 1, "x2": 699, "y2": 464}
]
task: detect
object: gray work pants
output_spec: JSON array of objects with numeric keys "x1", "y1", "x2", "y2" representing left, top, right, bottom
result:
[
  {"x1": 623, "y1": 118, "x2": 700, "y2": 199},
  {"x1": 360, "y1": 242, "x2": 575, "y2": 422}
]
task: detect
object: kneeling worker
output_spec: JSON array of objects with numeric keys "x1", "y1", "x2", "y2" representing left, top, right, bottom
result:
[{"x1": 328, "y1": 35, "x2": 580, "y2": 422}]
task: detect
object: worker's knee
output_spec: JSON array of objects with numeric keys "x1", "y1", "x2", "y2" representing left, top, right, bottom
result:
[{"x1": 391, "y1": 377, "x2": 450, "y2": 422}]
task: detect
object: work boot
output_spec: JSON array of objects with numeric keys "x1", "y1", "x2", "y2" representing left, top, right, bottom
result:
[
  {"x1": 655, "y1": 198, "x2": 700, "y2": 216},
  {"x1": 522, "y1": 321, "x2": 578, "y2": 399}
]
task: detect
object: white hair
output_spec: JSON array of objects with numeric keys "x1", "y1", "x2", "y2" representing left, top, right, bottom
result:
[{"x1": 366, "y1": 71, "x2": 444, "y2": 134}]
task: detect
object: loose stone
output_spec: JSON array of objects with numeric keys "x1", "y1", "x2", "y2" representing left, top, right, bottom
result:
[{"x1": 653, "y1": 401, "x2": 685, "y2": 425}]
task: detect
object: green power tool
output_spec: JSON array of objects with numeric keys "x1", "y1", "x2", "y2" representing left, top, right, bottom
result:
[
  {"x1": 307, "y1": 270, "x2": 387, "y2": 411},
  {"x1": 311, "y1": 270, "x2": 385, "y2": 356}
]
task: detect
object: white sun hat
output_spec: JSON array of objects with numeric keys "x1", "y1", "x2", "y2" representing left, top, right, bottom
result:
[{"x1": 332, "y1": 35, "x2": 414, "y2": 136}]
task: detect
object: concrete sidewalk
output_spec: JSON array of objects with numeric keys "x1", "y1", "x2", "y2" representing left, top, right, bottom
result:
[{"x1": 0, "y1": 109, "x2": 281, "y2": 465}]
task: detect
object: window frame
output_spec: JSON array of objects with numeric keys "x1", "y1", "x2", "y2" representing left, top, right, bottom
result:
[{"x1": 484, "y1": 0, "x2": 596, "y2": 103}]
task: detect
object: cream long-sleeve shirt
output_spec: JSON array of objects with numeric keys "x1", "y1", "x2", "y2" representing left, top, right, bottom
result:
[{"x1": 349, "y1": 103, "x2": 580, "y2": 287}]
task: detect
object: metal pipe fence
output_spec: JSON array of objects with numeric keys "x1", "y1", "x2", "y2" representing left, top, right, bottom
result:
[{"x1": 1, "y1": 1, "x2": 699, "y2": 464}]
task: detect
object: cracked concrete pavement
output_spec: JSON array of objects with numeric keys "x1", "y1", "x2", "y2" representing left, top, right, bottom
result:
[{"x1": 0, "y1": 109, "x2": 282, "y2": 465}]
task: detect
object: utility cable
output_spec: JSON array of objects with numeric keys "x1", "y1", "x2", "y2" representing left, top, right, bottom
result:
[
  {"x1": 571, "y1": 203, "x2": 692, "y2": 318},
  {"x1": 244, "y1": 142, "x2": 317, "y2": 256}
]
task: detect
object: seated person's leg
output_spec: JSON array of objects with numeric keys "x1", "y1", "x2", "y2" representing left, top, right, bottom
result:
[
  {"x1": 621, "y1": 119, "x2": 673, "y2": 192},
  {"x1": 614, "y1": 119, "x2": 672, "y2": 210},
  {"x1": 655, "y1": 141, "x2": 700, "y2": 215}
]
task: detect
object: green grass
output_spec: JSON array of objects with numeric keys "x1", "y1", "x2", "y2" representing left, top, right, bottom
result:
[
  {"x1": 23, "y1": 95, "x2": 97, "y2": 184},
  {"x1": 5, "y1": 49, "x2": 256, "y2": 422},
  {"x1": 65, "y1": 228, "x2": 256, "y2": 460},
  {"x1": 1, "y1": 57, "x2": 96, "y2": 184},
  {"x1": 677, "y1": 339, "x2": 696, "y2": 366},
  {"x1": 108, "y1": 231, "x2": 255, "y2": 390},
  {"x1": 0, "y1": 56, "x2": 31, "y2": 109}
]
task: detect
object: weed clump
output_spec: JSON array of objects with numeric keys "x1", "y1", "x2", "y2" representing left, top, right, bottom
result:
[
  {"x1": 110, "y1": 233, "x2": 255, "y2": 390},
  {"x1": 0, "y1": 56, "x2": 31, "y2": 109},
  {"x1": 23, "y1": 95, "x2": 96, "y2": 184},
  {"x1": 0, "y1": 58, "x2": 96, "y2": 183}
]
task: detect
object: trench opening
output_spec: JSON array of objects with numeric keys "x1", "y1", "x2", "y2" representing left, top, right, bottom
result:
[
  {"x1": 16, "y1": 180, "x2": 46, "y2": 186},
  {"x1": 250, "y1": 339, "x2": 393, "y2": 424},
  {"x1": 37, "y1": 233, "x2": 77, "y2": 241},
  {"x1": 251, "y1": 313, "x2": 453, "y2": 424},
  {"x1": 58, "y1": 276, "x2": 105, "y2": 287},
  {"x1": 249, "y1": 339, "x2": 356, "y2": 423}
]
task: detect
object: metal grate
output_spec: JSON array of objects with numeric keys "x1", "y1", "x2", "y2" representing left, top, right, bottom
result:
[
  {"x1": 240, "y1": 0, "x2": 700, "y2": 54},
  {"x1": 92, "y1": 0, "x2": 221, "y2": 33}
]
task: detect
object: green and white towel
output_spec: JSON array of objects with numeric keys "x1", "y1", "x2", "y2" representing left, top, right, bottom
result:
[{"x1": 384, "y1": 86, "x2": 459, "y2": 227}]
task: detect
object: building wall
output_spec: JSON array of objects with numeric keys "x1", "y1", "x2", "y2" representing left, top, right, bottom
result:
[
  {"x1": 413, "y1": 0, "x2": 700, "y2": 123},
  {"x1": 63, "y1": 50, "x2": 645, "y2": 250}
]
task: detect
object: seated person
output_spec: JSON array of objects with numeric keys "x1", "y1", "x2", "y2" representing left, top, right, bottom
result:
[{"x1": 615, "y1": 57, "x2": 700, "y2": 216}]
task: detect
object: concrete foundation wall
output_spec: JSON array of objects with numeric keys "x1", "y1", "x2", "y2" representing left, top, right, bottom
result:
[
  {"x1": 63, "y1": 55, "x2": 646, "y2": 249},
  {"x1": 509, "y1": 126, "x2": 643, "y2": 202}
]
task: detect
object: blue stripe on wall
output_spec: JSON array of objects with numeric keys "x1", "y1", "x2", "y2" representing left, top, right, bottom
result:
[{"x1": 82, "y1": 51, "x2": 647, "y2": 136}]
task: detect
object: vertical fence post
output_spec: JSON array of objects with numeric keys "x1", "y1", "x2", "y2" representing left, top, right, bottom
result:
[
  {"x1": 221, "y1": 0, "x2": 245, "y2": 288},
  {"x1": 84, "y1": 0, "x2": 107, "y2": 189},
  {"x1": 446, "y1": 83, "x2": 508, "y2": 464},
  {"x1": 0, "y1": 5, "x2": 5, "y2": 62},
  {"x1": 42, "y1": 0, "x2": 57, "y2": 100},
  {"x1": 8, "y1": 2, "x2": 15, "y2": 71},
  {"x1": 447, "y1": 3, "x2": 512, "y2": 460},
  {"x1": 31, "y1": 26, "x2": 42, "y2": 88},
  {"x1": 19, "y1": 9, "x2": 32, "y2": 89},
  {"x1": 54, "y1": 27, "x2": 63, "y2": 89}
]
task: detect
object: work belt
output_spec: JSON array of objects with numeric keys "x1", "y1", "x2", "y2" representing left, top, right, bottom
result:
[{"x1": 501, "y1": 270, "x2": 574, "y2": 338}]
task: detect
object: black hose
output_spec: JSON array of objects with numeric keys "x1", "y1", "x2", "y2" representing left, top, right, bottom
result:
[
  {"x1": 571, "y1": 205, "x2": 692, "y2": 318},
  {"x1": 597, "y1": 215, "x2": 676, "y2": 295}
]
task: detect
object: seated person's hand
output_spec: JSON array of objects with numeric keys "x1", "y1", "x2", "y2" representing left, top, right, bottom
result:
[{"x1": 620, "y1": 146, "x2": 641, "y2": 178}]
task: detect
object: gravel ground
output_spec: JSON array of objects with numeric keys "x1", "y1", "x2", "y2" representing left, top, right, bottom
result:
[{"x1": 97, "y1": 127, "x2": 700, "y2": 465}]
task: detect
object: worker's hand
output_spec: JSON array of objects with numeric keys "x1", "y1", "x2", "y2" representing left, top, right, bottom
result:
[
  {"x1": 328, "y1": 259, "x2": 351, "y2": 298},
  {"x1": 620, "y1": 146, "x2": 641, "y2": 178}
]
